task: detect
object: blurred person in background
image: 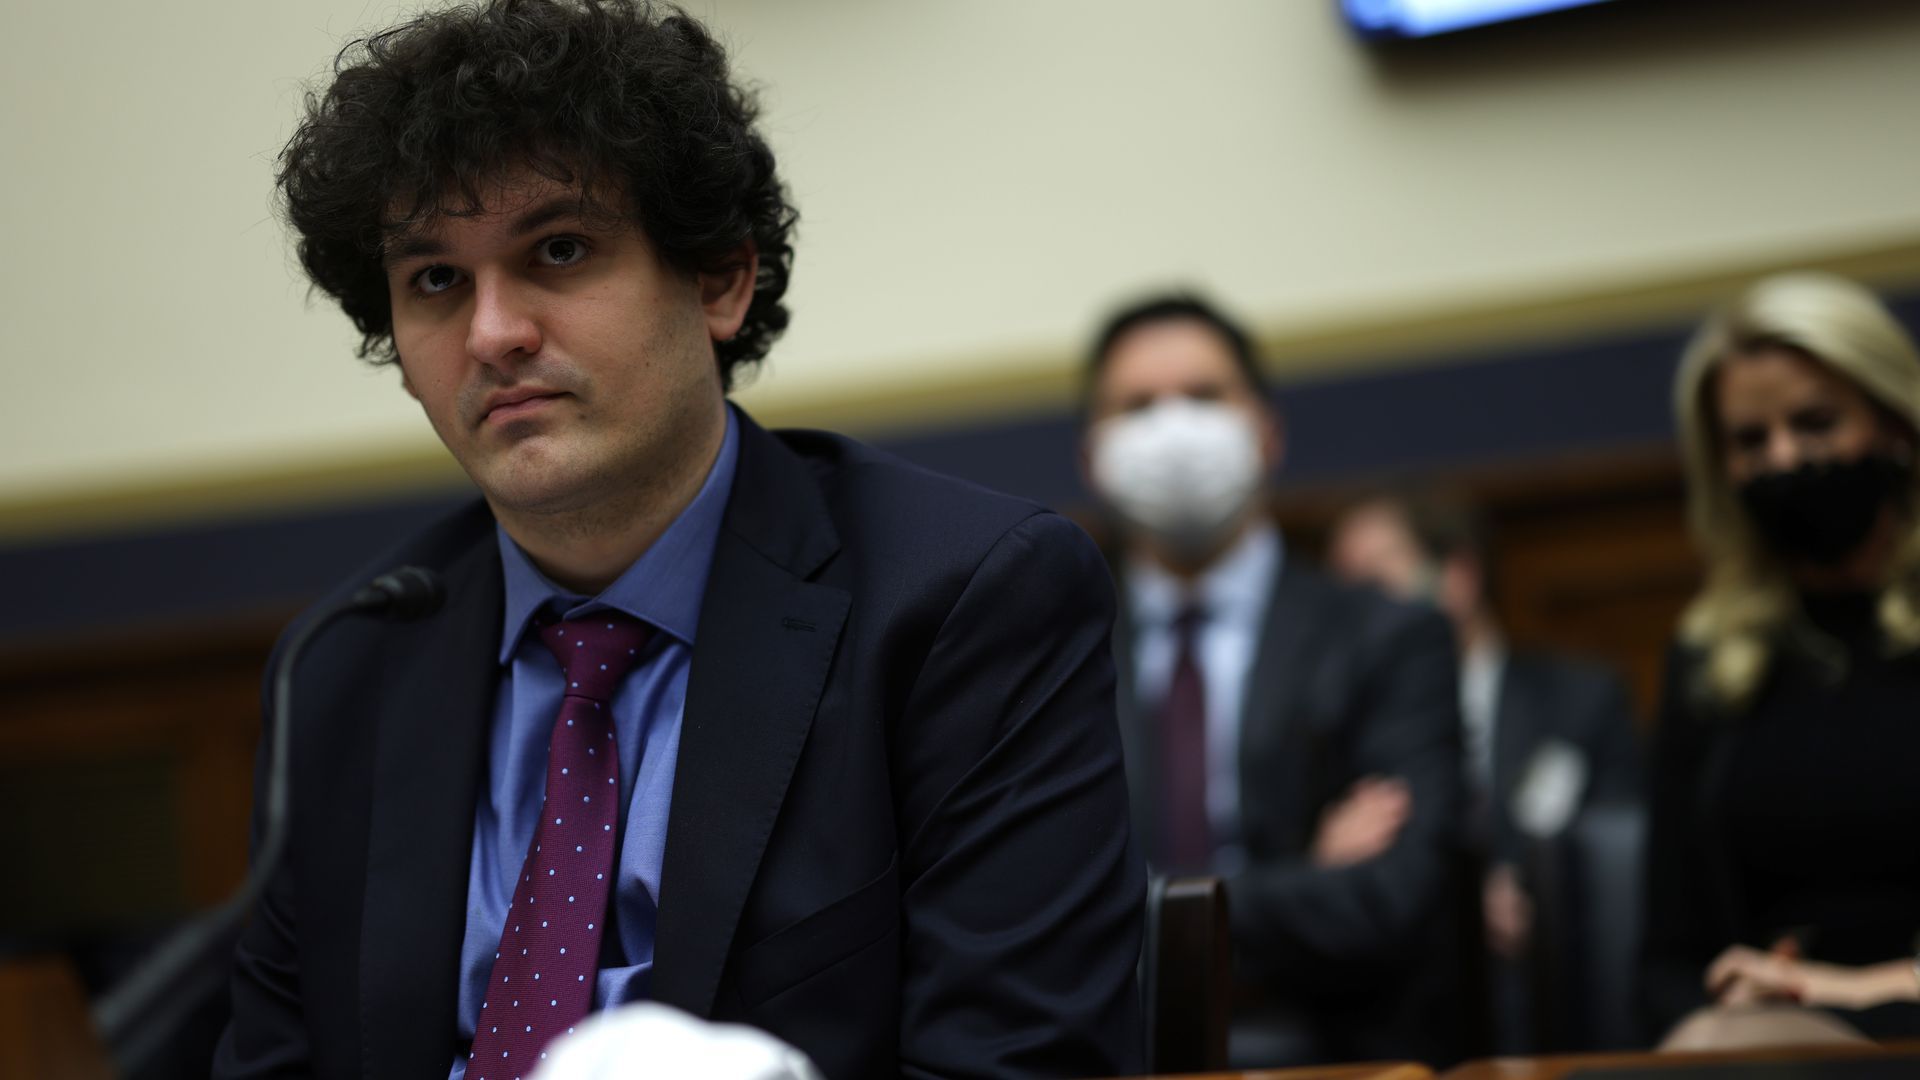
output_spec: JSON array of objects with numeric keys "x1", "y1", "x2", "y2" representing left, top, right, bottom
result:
[
  {"x1": 1646, "y1": 272, "x2": 1920, "y2": 1049},
  {"x1": 1081, "y1": 294, "x2": 1466, "y2": 1067},
  {"x1": 1330, "y1": 493, "x2": 1643, "y2": 1052}
]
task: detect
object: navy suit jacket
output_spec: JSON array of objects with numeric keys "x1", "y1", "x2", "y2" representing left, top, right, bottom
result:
[
  {"x1": 1486, "y1": 650, "x2": 1643, "y2": 868},
  {"x1": 214, "y1": 414, "x2": 1145, "y2": 1079},
  {"x1": 1115, "y1": 558, "x2": 1466, "y2": 1065}
]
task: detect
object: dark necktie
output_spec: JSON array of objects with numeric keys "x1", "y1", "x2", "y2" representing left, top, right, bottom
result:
[
  {"x1": 466, "y1": 613, "x2": 652, "y2": 1079},
  {"x1": 1161, "y1": 606, "x2": 1211, "y2": 871}
]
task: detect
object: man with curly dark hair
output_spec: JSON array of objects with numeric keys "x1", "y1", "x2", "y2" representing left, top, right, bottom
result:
[{"x1": 215, "y1": 3, "x2": 1145, "y2": 1078}]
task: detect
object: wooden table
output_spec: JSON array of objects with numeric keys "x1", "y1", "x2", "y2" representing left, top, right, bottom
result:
[
  {"x1": 0, "y1": 956, "x2": 111, "y2": 1080},
  {"x1": 1137, "y1": 1064, "x2": 1432, "y2": 1080},
  {"x1": 1441, "y1": 1041, "x2": 1920, "y2": 1080}
]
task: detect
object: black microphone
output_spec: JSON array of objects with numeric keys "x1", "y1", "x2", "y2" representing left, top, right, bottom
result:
[
  {"x1": 351, "y1": 565, "x2": 447, "y2": 620},
  {"x1": 91, "y1": 566, "x2": 446, "y2": 1074}
]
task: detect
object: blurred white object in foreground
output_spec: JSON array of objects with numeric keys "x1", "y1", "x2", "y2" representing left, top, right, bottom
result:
[{"x1": 529, "y1": 1002, "x2": 824, "y2": 1080}]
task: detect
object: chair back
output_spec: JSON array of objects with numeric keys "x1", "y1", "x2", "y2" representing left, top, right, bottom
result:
[
  {"x1": 1141, "y1": 874, "x2": 1231, "y2": 1073},
  {"x1": 1527, "y1": 800, "x2": 1649, "y2": 1051}
]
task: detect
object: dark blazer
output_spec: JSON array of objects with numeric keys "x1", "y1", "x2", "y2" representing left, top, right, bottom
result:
[
  {"x1": 1114, "y1": 556, "x2": 1465, "y2": 1065},
  {"x1": 1637, "y1": 645, "x2": 1722, "y2": 1037},
  {"x1": 1640, "y1": 634, "x2": 1920, "y2": 1040},
  {"x1": 1485, "y1": 651, "x2": 1643, "y2": 868},
  {"x1": 214, "y1": 415, "x2": 1146, "y2": 1080}
]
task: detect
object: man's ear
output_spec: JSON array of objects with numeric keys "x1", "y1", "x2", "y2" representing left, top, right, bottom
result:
[
  {"x1": 1439, "y1": 553, "x2": 1484, "y2": 623},
  {"x1": 700, "y1": 243, "x2": 758, "y2": 343},
  {"x1": 1261, "y1": 404, "x2": 1286, "y2": 474}
]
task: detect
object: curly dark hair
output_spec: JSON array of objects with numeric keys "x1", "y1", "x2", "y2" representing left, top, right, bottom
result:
[{"x1": 277, "y1": 0, "x2": 796, "y2": 388}]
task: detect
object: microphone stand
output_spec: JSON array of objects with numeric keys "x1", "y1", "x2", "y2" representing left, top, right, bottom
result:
[{"x1": 90, "y1": 568, "x2": 443, "y2": 1075}]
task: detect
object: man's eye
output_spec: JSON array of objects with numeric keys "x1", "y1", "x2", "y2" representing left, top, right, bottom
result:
[
  {"x1": 414, "y1": 265, "x2": 465, "y2": 295},
  {"x1": 536, "y1": 236, "x2": 589, "y2": 266}
]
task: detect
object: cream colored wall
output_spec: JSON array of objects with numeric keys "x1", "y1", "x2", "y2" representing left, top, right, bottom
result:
[{"x1": 6, "y1": 0, "x2": 1920, "y2": 512}]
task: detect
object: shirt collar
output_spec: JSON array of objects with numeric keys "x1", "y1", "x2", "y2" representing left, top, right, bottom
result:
[
  {"x1": 495, "y1": 406, "x2": 741, "y2": 664},
  {"x1": 1462, "y1": 636, "x2": 1508, "y2": 690},
  {"x1": 1128, "y1": 520, "x2": 1283, "y2": 630}
]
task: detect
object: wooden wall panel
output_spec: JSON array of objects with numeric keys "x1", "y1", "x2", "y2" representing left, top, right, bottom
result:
[
  {"x1": 1276, "y1": 447, "x2": 1697, "y2": 728},
  {"x1": 1492, "y1": 492, "x2": 1697, "y2": 729},
  {"x1": 0, "y1": 618, "x2": 278, "y2": 936},
  {"x1": 0, "y1": 448, "x2": 1703, "y2": 936}
]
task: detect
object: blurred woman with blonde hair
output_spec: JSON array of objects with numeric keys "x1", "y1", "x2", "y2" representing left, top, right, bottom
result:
[{"x1": 1645, "y1": 271, "x2": 1920, "y2": 1047}]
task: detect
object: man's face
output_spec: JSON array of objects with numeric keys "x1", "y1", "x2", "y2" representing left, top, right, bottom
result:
[
  {"x1": 383, "y1": 172, "x2": 748, "y2": 521},
  {"x1": 1329, "y1": 501, "x2": 1432, "y2": 601},
  {"x1": 1084, "y1": 318, "x2": 1282, "y2": 466},
  {"x1": 1332, "y1": 500, "x2": 1485, "y2": 629}
]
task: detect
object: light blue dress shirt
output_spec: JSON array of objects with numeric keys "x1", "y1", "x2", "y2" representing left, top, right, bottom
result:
[
  {"x1": 448, "y1": 409, "x2": 739, "y2": 1078},
  {"x1": 1126, "y1": 521, "x2": 1282, "y2": 873}
]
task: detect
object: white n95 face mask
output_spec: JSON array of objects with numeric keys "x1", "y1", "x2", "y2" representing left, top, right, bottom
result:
[{"x1": 1090, "y1": 397, "x2": 1266, "y2": 553}]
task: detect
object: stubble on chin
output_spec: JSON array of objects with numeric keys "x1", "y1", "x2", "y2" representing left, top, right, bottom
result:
[
  {"x1": 472, "y1": 433, "x2": 606, "y2": 518},
  {"x1": 476, "y1": 423, "x2": 687, "y2": 542}
]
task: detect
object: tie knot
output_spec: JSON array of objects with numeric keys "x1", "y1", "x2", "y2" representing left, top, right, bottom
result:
[
  {"x1": 537, "y1": 613, "x2": 654, "y2": 703},
  {"x1": 1173, "y1": 605, "x2": 1207, "y2": 639}
]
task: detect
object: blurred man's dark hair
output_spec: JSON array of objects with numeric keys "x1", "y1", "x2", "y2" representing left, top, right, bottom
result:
[
  {"x1": 277, "y1": 0, "x2": 796, "y2": 389},
  {"x1": 1081, "y1": 294, "x2": 1271, "y2": 419},
  {"x1": 1395, "y1": 492, "x2": 1490, "y2": 573}
]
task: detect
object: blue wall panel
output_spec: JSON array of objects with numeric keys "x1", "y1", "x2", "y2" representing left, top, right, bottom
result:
[{"x1": 9, "y1": 288, "x2": 1919, "y2": 644}]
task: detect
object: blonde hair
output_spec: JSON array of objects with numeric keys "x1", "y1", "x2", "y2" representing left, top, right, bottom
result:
[{"x1": 1674, "y1": 271, "x2": 1920, "y2": 707}]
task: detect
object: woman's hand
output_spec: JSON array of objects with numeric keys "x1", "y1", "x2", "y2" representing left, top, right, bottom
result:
[{"x1": 1707, "y1": 944, "x2": 1920, "y2": 1011}]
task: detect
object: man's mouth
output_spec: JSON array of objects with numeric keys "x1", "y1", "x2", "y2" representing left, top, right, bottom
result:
[{"x1": 479, "y1": 389, "x2": 567, "y2": 426}]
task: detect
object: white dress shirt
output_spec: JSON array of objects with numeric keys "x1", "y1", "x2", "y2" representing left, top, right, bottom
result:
[
  {"x1": 1126, "y1": 522, "x2": 1282, "y2": 868},
  {"x1": 1459, "y1": 637, "x2": 1506, "y2": 797}
]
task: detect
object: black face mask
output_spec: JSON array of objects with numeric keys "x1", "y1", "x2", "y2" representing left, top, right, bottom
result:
[{"x1": 1737, "y1": 454, "x2": 1913, "y2": 566}]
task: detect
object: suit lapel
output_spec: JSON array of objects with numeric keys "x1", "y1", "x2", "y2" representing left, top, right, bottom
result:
[
  {"x1": 1108, "y1": 581, "x2": 1163, "y2": 860},
  {"x1": 651, "y1": 416, "x2": 849, "y2": 1018},
  {"x1": 1239, "y1": 559, "x2": 1320, "y2": 845},
  {"x1": 359, "y1": 529, "x2": 501, "y2": 1077},
  {"x1": 1490, "y1": 654, "x2": 1533, "y2": 821}
]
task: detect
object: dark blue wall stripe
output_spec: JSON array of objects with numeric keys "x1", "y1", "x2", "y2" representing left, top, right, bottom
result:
[
  {"x1": 4, "y1": 493, "x2": 474, "y2": 644},
  {"x1": 876, "y1": 314, "x2": 1695, "y2": 508},
  {"x1": 8, "y1": 289, "x2": 1918, "y2": 645}
]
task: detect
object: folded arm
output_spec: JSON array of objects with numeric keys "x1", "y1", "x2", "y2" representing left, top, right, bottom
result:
[{"x1": 1229, "y1": 607, "x2": 1463, "y2": 979}]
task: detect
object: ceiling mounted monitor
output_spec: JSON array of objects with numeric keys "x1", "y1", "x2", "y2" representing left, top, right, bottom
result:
[{"x1": 1341, "y1": 0, "x2": 1618, "y2": 39}]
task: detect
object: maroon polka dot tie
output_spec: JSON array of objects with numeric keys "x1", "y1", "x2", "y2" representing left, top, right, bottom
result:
[{"x1": 466, "y1": 614, "x2": 653, "y2": 1079}]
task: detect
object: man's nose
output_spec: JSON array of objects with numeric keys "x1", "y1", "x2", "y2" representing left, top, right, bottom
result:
[{"x1": 466, "y1": 272, "x2": 543, "y2": 367}]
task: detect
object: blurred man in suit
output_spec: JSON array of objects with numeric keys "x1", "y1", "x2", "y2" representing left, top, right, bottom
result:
[
  {"x1": 216, "y1": 3, "x2": 1144, "y2": 1077},
  {"x1": 1081, "y1": 294, "x2": 1466, "y2": 1067},
  {"x1": 1330, "y1": 493, "x2": 1644, "y2": 1050}
]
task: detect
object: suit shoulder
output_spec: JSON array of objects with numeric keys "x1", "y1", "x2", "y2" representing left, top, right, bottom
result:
[
  {"x1": 1282, "y1": 559, "x2": 1452, "y2": 648},
  {"x1": 1508, "y1": 648, "x2": 1629, "y2": 697},
  {"x1": 775, "y1": 427, "x2": 1075, "y2": 549},
  {"x1": 769, "y1": 429, "x2": 1110, "y2": 620}
]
